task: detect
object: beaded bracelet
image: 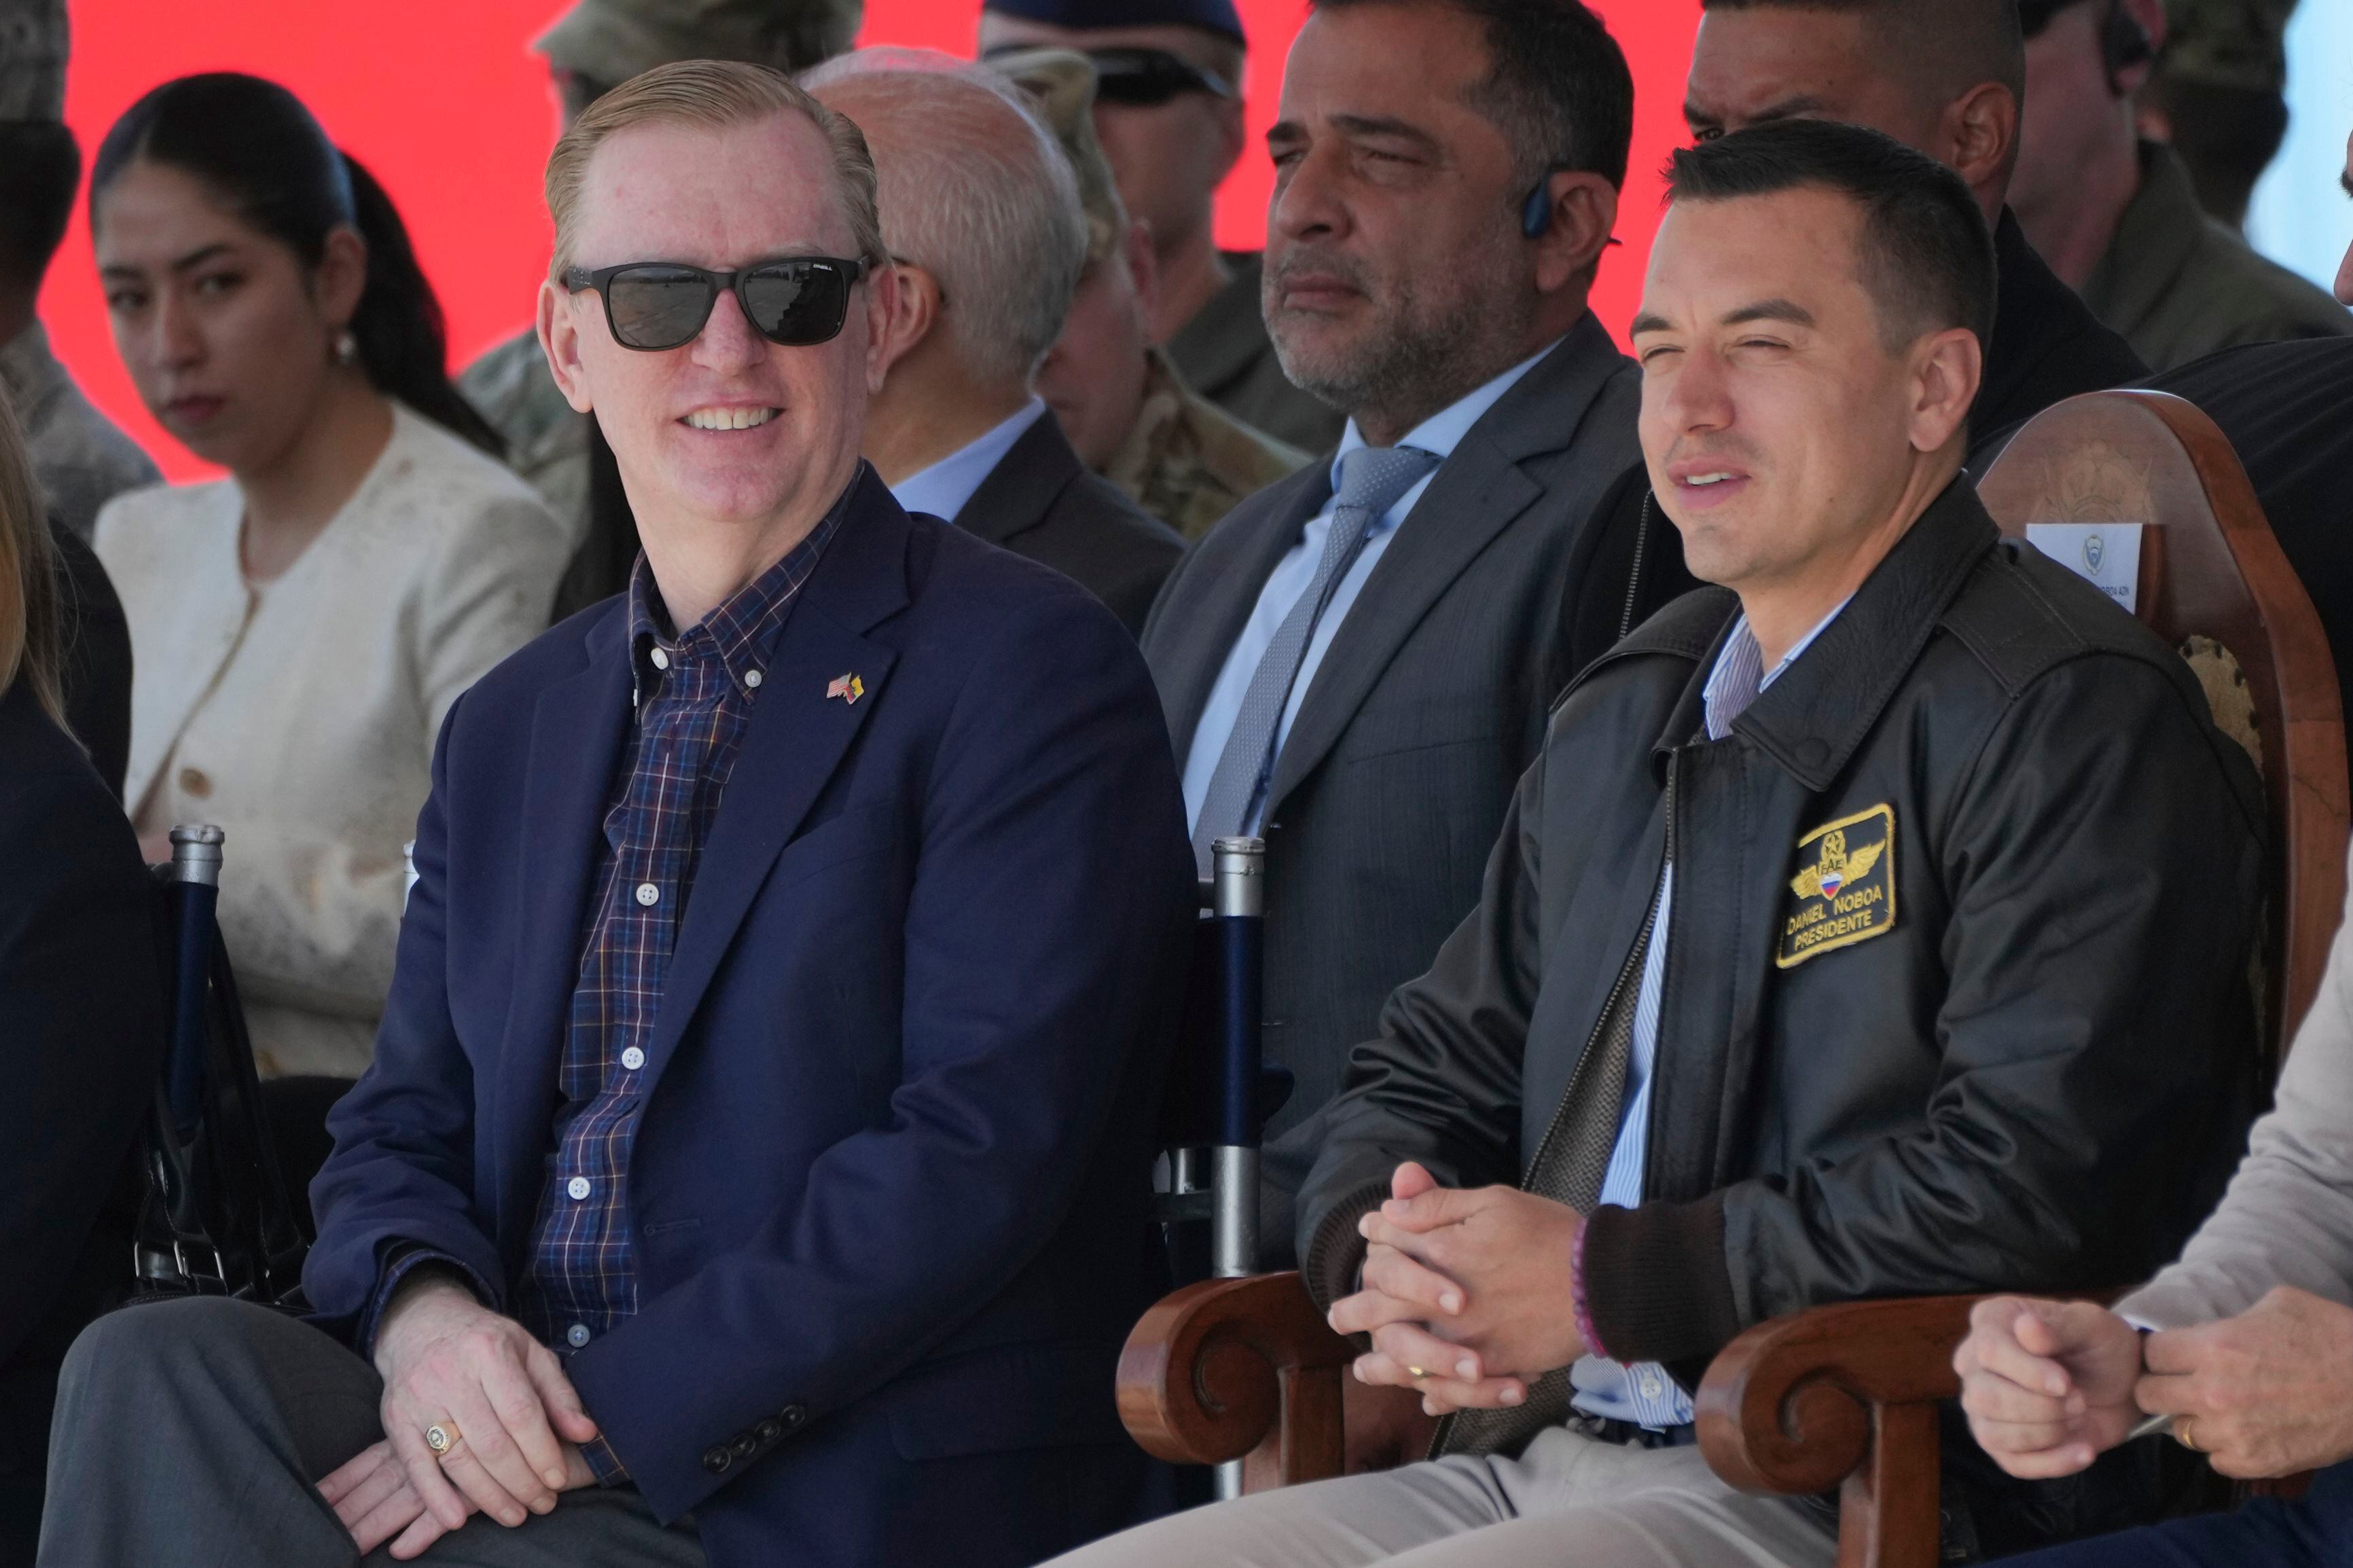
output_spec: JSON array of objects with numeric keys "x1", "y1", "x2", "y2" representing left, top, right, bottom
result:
[{"x1": 1572, "y1": 1218, "x2": 1608, "y2": 1362}]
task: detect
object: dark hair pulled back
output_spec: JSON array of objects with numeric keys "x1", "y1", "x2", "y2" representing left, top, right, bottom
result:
[{"x1": 90, "y1": 73, "x2": 504, "y2": 458}]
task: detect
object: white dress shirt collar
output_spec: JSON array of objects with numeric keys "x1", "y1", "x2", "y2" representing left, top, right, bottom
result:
[{"x1": 887, "y1": 397, "x2": 1048, "y2": 525}]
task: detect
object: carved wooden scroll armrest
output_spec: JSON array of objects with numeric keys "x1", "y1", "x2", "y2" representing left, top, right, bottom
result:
[
  {"x1": 1697, "y1": 1295, "x2": 1986, "y2": 1568},
  {"x1": 1116, "y1": 1271, "x2": 1356, "y2": 1491}
]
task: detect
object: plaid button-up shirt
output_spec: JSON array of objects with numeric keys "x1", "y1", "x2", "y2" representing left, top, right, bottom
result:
[
  {"x1": 357, "y1": 494, "x2": 846, "y2": 1481},
  {"x1": 510, "y1": 505, "x2": 843, "y2": 1367}
]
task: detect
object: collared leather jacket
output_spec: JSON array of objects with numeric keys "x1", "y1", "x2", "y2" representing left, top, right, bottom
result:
[{"x1": 1299, "y1": 481, "x2": 2263, "y2": 1554}]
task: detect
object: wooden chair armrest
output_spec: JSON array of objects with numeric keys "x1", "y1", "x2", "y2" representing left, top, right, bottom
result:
[
  {"x1": 1117, "y1": 1271, "x2": 1355, "y2": 1489},
  {"x1": 1696, "y1": 1294, "x2": 1986, "y2": 1568},
  {"x1": 1697, "y1": 1294, "x2": 1982, "y2": 1494}
]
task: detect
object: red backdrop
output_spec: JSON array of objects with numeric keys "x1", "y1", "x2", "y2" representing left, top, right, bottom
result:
[{"x1": 41, "y1": 0, "x2": 1700, "y2": 482}]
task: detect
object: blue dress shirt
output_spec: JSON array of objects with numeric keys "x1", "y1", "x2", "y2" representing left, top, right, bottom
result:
[
  {"x1": 1570, "y1": 598, "x2": 1848, "y2": 1430},
  {"x1": 1180, "y1": 342, "x2": 1560, "y2": 831},
  {"x1": 887, "y1": 397, "x2": 1047, "y2": 524}
]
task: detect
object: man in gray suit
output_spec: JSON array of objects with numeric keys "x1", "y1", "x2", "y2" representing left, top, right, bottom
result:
[
  {"x1": 1145, "y1": 0, "x2": 1684, "y2": 1244},
  {"x1": 806, "y1": 52, "x2": 1181, "y2": 637}
]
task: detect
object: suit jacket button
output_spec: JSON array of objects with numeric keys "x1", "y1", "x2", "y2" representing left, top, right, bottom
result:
[
  {"x1": 755, "y1": 1420, "x2": 781, "y2": 1444},
  {"x1": 702, "y1": 1445, "x2": 732, "y2": 1474},
  {"x1": 780, "y1": 1403, "x2": 806, "y2": 1429},
  {"x1": 730, "y1": 1434, "x2": 759, "y2": 1459}
]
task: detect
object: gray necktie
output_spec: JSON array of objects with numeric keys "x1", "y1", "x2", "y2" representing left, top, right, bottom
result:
[{"x1": 1191, "y1": 445, "x2": 1439, "y2": 873}]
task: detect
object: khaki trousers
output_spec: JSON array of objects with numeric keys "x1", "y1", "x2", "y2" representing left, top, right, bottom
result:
[{"x1": 1045, "y1": 1424, "x2": 1839, "y2": 1568}]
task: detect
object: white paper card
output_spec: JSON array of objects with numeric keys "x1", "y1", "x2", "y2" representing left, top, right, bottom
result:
[{"x1": 2025, "y1": 523, "x2": 2144, "y2": 615}]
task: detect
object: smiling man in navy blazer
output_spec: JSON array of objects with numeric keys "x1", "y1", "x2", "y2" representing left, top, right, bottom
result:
[{"x1": 37, "y1": 62, "x2": 1193, "y2": 1568}]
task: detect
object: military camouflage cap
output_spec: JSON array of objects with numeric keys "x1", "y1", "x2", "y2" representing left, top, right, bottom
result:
[
  {"x1": 534, "y1": 0, "x2": 863, "y2": 86},
  {"x1": 2158, "y1": 0, "x2": 2295, "y2": 95},
  {"x1": 0, "y1": 0, "x2": 67, "y2": 122},
  {"x1": 988, "y1": 47, "x2": 1124, "y2": 266}
]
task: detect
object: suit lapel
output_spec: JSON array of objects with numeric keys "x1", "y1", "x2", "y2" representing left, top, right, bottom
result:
[
  {"x1": 492, "y1": 608, "x2": 634, "y2": 1240},
  {"x1": 641, "y1": 475, "x2": 910, "y2": 1082},
  {"x1": 1266, "y1": 318, "x2": 1625, "y2": 807},
  {"x1": 1151, "y1": 464, "x2": 1333, "y2": 756},
  {"x1": 953, "y1": 411, "x2": 1076, "y2": 548}
]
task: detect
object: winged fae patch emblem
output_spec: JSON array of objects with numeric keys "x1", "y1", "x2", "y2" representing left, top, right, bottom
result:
[
  {"x1": 1778, "y1": 805, "x2": 1897, "y2": 968},
  {"x1": 1789, "y1": 828, "x2": 1884, "y2": 901}
]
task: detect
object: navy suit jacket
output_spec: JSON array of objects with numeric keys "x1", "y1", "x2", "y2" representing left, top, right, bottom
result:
[{"x1": 306, "y1": 469, "x2": 1194, "y2": 1567}]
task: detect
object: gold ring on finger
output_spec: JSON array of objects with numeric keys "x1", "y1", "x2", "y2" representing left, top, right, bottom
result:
[
  {"x1": 424, "y1": 1422, "x2": 463, "y2": 1457},
  {"x1": 2174, "y1": 1418, "x2": 2200, "y2": 1454},
  {"x1": 1406, "y1": 1366, "x2": 1429, "y2": 1381}
]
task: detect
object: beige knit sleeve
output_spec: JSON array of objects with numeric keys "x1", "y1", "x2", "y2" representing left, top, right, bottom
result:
[{"x1": 2121, "y1": 843, "x2": 2353, "y2": 1327}]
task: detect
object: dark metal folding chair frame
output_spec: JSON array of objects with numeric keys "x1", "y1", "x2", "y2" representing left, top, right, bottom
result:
[{"x1": 134, "y1": 824, "x2": 310, "y2": 1307}]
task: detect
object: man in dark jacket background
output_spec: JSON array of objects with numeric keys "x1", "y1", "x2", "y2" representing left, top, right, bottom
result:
[
  {"x1": 1685, "y1": 0, "x2": 2147, "y2": 458},
  {"x1": 1048, "y1": 119, "x2": 2260, "y2": 1568}
]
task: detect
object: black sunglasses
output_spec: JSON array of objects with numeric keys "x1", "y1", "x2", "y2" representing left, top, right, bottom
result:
[
  {"x1": 562, "y1": 255, "x2": 868, "y2": 352},
  {"x1": 980, "y1": 45, "x2": 1233, "y2": 106},
  {"x1": 2015, "y1": 0, "x2": 2067, "y2": 34}
]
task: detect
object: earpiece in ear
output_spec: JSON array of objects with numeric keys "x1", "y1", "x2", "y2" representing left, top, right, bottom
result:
[
  {"x1": 1521, "y1": 179, "x2": 1553, "y2": 240},
  {"x1": 2100, "y1": 0, "x2": 2155, "y2": 92}
]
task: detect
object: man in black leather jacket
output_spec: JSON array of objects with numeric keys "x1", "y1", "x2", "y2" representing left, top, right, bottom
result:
[{"x1": 1042, "y1": 120, "x2": 2265, "y2": 1568}]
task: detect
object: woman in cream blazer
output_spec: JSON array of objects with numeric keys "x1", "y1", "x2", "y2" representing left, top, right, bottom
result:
[
  {"x1": 100, "y1": 403, "x2": 568, "y2": 1077},
  {"x1": 89, "y1": 75, "x2": 573, "y2": 1079}
]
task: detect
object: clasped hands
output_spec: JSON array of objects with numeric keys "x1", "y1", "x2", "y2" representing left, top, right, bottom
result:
[
  {"x1": 1955, "y1": 1285, "x2": 2353, "y2": 1481},
  {"x1": 318, "y1": 1276, "x2": 603, "y2": 1559},
  {"x1": 1325, "y1": 1161, "x2": 1589, "y2": 1416}
]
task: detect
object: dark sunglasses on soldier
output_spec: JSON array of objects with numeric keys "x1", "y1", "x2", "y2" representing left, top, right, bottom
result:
[
  {"x1": 1088, "y1": 47, "x2": 1234, "y2": 105},
  {"x1": 981, "y1": 45, "x2": 1233, "y2": 106},
  {"x1": 562, "y1": 255, "x2": 869, "y2": 352}
]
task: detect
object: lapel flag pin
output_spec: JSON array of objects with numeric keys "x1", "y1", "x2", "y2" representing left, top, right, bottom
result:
[{"x1": 825, "y1": 673, "x2": 865, "y2": 706}]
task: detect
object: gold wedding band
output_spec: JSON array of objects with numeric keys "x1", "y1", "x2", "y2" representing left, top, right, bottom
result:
[
  {"x1": 1406, "y1": 1366, "x2": 1429, "y2": 1381},
  {"x1": 425, "y1": 1423, "x2": 462, "y2": 1457},
  {"x1": 2174, "y1": 1417, "x2": 2200, "y2": 1454}
]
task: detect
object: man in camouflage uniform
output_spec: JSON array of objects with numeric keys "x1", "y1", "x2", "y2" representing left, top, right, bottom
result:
[
  {"x1": 2011, "y1": 0, "x2": 2344, "y2": 371},
  {"x1": 979, "y1": 0, "x2": 1346, "y2": 455},
  {"x1": 457, "y1": 0, "x2": 861, "y2": 542},
  {"x1": 2142, "y1": 0, "x2": 2299, "y2": 231},
  {"x1": 1107, "y1": 348, "x2": 1305, "y2": 541},
  {"x1": 996, "y1": 48, "x2": 1304, "y2": 541},
  {"x1": 0, "y1": 0, "x2": 158, "y2": 542}
]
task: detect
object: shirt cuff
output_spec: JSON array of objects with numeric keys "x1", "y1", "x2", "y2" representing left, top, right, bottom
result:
[
  {"x1": 357, "y1": 1245, "x2": 497, "y2": 1362},
  {"x1": 580, "y1": 1434, "x2": 630, "y2": 1487}
]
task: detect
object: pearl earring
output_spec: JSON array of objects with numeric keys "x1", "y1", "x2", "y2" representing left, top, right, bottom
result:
[{"x1": 335, "y1": 329, "x2": 359, "y2": 366}]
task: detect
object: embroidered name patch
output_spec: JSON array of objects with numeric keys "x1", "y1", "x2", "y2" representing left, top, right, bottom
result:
[{"x1": 1776, "y1": 804, "x2": 1897, "y2": 968}]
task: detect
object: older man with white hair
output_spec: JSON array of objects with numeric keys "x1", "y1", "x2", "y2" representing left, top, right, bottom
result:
[{"x1": 806, "y1": 50, "x2": 1181, "y2": 636}]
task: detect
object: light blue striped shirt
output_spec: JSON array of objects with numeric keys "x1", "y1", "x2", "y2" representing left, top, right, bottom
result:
[{"x1": 1569, "y1": 599, "x2": 1846, "y2": 1429}]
